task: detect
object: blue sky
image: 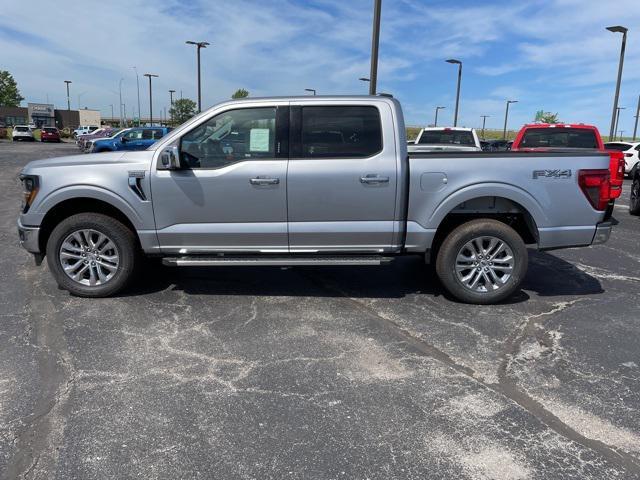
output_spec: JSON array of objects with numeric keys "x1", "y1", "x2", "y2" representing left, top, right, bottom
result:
[{"x1": 2, "y1": 0, "x2": 640, "y2": 134}]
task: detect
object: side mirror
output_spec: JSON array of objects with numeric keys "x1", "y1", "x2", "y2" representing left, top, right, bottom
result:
[{"x1": 159, "y1": 145, "x2": 181, "y2": 170}]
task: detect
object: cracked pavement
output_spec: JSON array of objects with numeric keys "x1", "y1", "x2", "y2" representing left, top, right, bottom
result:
[{"x1": 1, "y1": 141, "x2": 639, "y2": 479}]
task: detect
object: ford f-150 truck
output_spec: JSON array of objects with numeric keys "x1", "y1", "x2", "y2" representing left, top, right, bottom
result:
[{"x1": 17, "y1": 96, "x2": 614, "y2": 304}]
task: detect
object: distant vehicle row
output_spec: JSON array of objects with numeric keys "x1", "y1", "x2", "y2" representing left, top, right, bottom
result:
[
  {"x1": 11, "y1": 126, "x2": 61, "y2": 142},
  {"x1": 76, "y1": 127, "x2": 173, "y2": 153}
]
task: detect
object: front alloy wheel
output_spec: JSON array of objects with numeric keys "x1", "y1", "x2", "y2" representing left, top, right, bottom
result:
[{"x1": 59, "y1": 229, "x2": 120, "y2": 286}]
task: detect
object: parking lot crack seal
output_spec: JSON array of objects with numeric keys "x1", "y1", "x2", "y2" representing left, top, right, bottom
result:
[{"x1": 302, "y1": 273, "x2": 640, "y2": 475}]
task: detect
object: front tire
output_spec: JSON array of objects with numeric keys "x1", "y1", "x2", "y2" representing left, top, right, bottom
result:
[
  {"x1": 46, "y1": 213, "x2": 138, "y2": 297},
  {"x1": 435, "y1": 219, "x2": 528, "y2": 304},
  {"x1": 630, "y1": 176, "x2": 640, "y2": 216}
]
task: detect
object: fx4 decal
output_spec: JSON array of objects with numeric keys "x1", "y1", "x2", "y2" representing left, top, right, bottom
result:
[{"x1": 532, "y1": 169, "x2": 572, "y2": 179}]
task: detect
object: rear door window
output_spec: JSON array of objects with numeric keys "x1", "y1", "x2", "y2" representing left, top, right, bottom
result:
[
  {"x1": 418, "y1": 130, "x2": 475, "y2": 145},
  {"x1": 300, "y1": 106, "x2": 382, "y2": 158}
]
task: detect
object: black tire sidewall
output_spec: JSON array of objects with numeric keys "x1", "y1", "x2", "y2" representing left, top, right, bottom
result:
[
  {"x1": 436, "y1": 219, "x2": 528, "y2": 304},
  {"x1": 630, "y1": 178, "x2": 640, "y2": 216},
  {"x1": 46, "y1": 213, "x2": 137, "y2": 297}
]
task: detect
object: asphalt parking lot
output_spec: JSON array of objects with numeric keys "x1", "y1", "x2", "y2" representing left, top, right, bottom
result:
[{"x1": 1, "y1": 140, "x2": 639, "y2": 480}]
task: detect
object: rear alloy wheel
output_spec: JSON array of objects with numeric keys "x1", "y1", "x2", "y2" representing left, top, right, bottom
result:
[
  {"x1": 46, "y1": 213, "x2": 138, "y2": 297},
  {"x1": 630, "y1": 177, "x2": 640, "y2": 216},
  {"x1": 436, "y1": 219, "x2": 528, "y2": 304}
]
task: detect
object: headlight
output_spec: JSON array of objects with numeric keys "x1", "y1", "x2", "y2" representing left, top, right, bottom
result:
[{"x1": 19, "y1": 174, "x2": 39, "y2": 213}]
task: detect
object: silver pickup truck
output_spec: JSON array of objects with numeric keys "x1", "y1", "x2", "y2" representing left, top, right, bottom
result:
[{"x1": 17, "y1": 96, "x2": 613, "y2": 304}]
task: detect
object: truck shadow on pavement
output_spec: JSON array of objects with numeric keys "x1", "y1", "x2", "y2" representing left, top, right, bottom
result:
[{"x1": 126, "y1": 250, "x2": 604, "y2": 304}]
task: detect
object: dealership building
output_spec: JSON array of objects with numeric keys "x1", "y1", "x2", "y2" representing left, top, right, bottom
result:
[{"x1": 0, "y1": 103, "x2": 101, "y2": 129}]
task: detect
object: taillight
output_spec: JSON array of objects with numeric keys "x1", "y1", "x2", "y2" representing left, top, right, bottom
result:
[
  {"x1": 578, "y1": 169, "x2": 610, "y2": 211},
  {"x1": 608, "y1": 152, "x2": 625, "y2": 199}
]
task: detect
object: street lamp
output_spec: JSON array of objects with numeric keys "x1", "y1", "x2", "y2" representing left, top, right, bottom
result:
[
  {"x1": 64, "y1": 80, "x2": 72, "y2": 111},
  {"x1": 434, "y1": 106, "x2": 445, "y2": 127},
  {"x1": 305, "y1": 88, "x2": 316, "y2": 95},
  {"x1": 503, "y1": 100, "x2": 518, "y2": 140},
  {"x1": 132, "y1": 67, "x2": 141, "y2": 126},
  {"x1": 480, "y1": 115, "x2": 490, "y2": 139},
  {"x1": 368, "y1": 0, "x2": 382, "y2": 95},
  {"x1": 118, "y1": 78, "x2": 124, "y2": 127},
  {"x1": 606, "y1": 25, "x2": 628, "y2": 141},
  {"x1": 77, "y1": 91, "x2": 87, "y2": 110},
  {"x1": 446, "y1": 59, "x2": 462, "y2": 127},
  {"x1": 633, "y1": 95, "x2": 640, "y2": 141},
  {"x1": 614, "y1": 106, "x2": 625, "y2": 140},
  {"x1": 186, "y1": 40, "x2": 210, "y2": 112},
  {"x1": 619, "y1": 130, "x2": 625, "y2": 140},
  {"x1": 143, "y1": 73, "x2": 159, "y2": 126}
]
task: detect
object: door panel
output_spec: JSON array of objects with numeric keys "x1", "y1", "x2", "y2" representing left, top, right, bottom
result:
[
  {"x1": 286, "y1": 103, "x2": 398, "y2": 252},
  {"x1": 151, "y1": 105, "x2": 289, "y2": 253}
]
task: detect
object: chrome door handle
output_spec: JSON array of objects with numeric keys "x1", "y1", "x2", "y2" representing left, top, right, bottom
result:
[
  {"x1": 360, "y1": 175, "x2": 390, "y2": 184},
  {"x1": 250, "y1": 177, "x2": 280, "y2": 185}
]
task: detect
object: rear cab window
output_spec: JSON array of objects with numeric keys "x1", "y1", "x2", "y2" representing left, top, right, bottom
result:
[
  {"x1": 520, "y1": 128, "x2": 598, "y2": 149},
  {"x1": 418, "y1": 129, "x2": 475, "y2": 146},
  {"x1": 299, "y1": 105, "x2": 382, "y2": 158}
]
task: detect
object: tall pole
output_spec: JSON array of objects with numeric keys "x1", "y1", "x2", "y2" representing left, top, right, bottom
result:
[
  {"x1": 446, "y1": 59, "x2": 462, "y2": 127},
  {"x1": 481, "y1": 115, "x2": 489, "y2": 139},
  {"x1": 607, "y1": 26, "x2": 628, "y2": 141},
  {"x1": 369, "y1": 0, "x2": 382, "y2": 95},
  {"x1": 632, "y1": 95, "x2": 640, "y2": 141},
  {"x1": 186, "y1": 41, "x2": 210, "y2": 112},
  {"x1": 434, "y1": 106, "x2": 445, "y2": 127},
  {"x1": 169, "y1": 89, "x2": 175, "y2": 125},
  {"x1": 614, "y1": 106, "x2": 625, "y2": 140},
  {"x1": 64, "y1": 80, "x2": 72, "y2": 111},
  {"x1": 133, "y1": 67, "x2": 141, "y2": 126},
  {"x1": 503, "y1": 100, "x2": 518, "y2": 140},
  {"x1": 144, "y1": 74, "x2": 158, "y2": 126},
  {"x1": 305, "y1": 88, "x2": 316, "y2": 95},
  {"x1": 110, "y1": 104, "x2": 114, "y2": 121},
  {"x1": 118, "y1": 78, "x2": 124, "y2": 127}
]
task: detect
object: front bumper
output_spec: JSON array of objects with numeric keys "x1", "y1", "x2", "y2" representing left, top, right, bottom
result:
[
  {"x1": 17, "y1": 219, "x2": 41, "y2": 254},
  {"x1": 592, "y1": 221, "x2": 612, "y2": 245}
]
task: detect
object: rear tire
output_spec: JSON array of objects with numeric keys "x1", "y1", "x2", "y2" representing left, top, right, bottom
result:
[
  {"x1": 46, "y1": 213, "x2": 139, "y2": 297},
  {"x1": 435, "y1": 219, "x2": 528, "y2": 304},
  {"x1": 630, "y1": 176, "x2": 640, "y2": 216}
]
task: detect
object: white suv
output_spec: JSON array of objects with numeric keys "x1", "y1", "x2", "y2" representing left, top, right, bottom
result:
[
  {"x1": 73, "y1": 125, "x2": 100, "y2": 138},
  {"x1": 12, "y1": 125, "x2": 35, "y2": 142}
]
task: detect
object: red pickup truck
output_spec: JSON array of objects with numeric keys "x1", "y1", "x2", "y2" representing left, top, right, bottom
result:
[{"x1": 512, "y1": 123, "x2": 625, "y2": 201}]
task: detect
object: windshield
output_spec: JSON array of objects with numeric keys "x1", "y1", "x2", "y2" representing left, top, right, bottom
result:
[
  {"x1": 604, "y1": 143, "x2": 632, "y2": 152},
  {"x1": 520, "y1": 128, "x2": 598, "y2": 149},
  {"x1": 418, "y1": 130, "x2": 475, "y2": 146}
]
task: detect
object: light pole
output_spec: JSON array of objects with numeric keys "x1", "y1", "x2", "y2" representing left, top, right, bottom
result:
[
  {"x1": 186, "y1": 40, "x2": 210, "y2": 112},
  {"x1": 446, "y1": 59, "x2": 462, "y2": 127},
  {"x1": 503, "y1": 100, "x2": 518, "y2": 140},
  {"x1": 305, "y1": 88, "x2": 316, "y2": 95},
  {"x1": 614, "y1": 106, "x2": 625, "y2": 140},
  {"x1": 118, "y1": 78, "x2": 124, "y2": 127},
  {"x1": 368, "y1": 0, "x2": 382, "y2": 95},
  {"x1": 619, "y1": 130, "x2": 625, "y2": 140},
  {"x1": 169, "y1": 89, "x2": 175, "y2": 125},
  {"x1": 633, "y1": 95, "x2": 640, "y2": 141},
  {"x1": 109, "y1": 104, "x2": 114, "y2": 122},
  {"x1": 481, "y1": 115, "x2": 490, "y2": 139},
  {"x1": 606, "y1": 26, "x2": 628, "y2": 141},
  {"x1": 144, "y1": 73, "x2": 158, "y2": 126},
  {"x1": 132, "y1": 66, "x2": 141, "y2": 126},
  {"x1": 77, "y1": 91, "x2": 87, "y2": 110},
  {"x1": 434, "y1": 106, "x2": 445, "y2": 127},
  {"x1": 64, "y1": 80, "x2": 72, "y2": 111},
  {"x1": 359, "y1": 77, "x2": 370, "y2": 92}
]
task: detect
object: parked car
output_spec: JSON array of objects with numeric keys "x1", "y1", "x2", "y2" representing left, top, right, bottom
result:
[
  {"x1": 76, "y1": 128, "x2": 116, "y2": 150},
  {"x1": 73, "y1": 125, "x2": 100, "y2": 138},
  {"x1": 408, "y1": 127, "x2": 481, "y2": 153},
  {"x1": 89, "y1": 127, "x2": 172, "y2": 152},
  {"x1": 12, "y1": 125, "x2": 35, "y2": 142},
  {"x1": 512, "y1": 123, "x2": 625, "y2": 203},
  {"x1": 17, "y1": 96, "x2": 614, "y2": 304},
  {"x1": 483, "y1": 139, "x2": 512, "y2": 151},
  {"x1": 40, "y1": 127, "x2": 61, "y2": 143},
  {"x1": 603, "y1": 142, "x2": 640, "y2": 177},
  {"x1": 83, "y1": 129, "x2": 124, "y2": 153}
]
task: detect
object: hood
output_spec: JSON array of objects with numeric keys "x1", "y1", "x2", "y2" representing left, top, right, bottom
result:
[{"x1": 23, "y1": 152, "x2": 127, "y2": 171}]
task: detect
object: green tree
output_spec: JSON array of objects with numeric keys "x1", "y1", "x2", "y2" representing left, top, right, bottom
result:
[
  {"x1": 0, "y1": 70, "x2": 24, "y2": 107},
  {"x1": 534, "y1": 110, "x2": 560, "y2": 124},
  {"x1": 169, "y1": 98, "x2": 197, "y2": 124},
  {"x1": 231, "y1": 88, "x2": 249, "y2": 99}
]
